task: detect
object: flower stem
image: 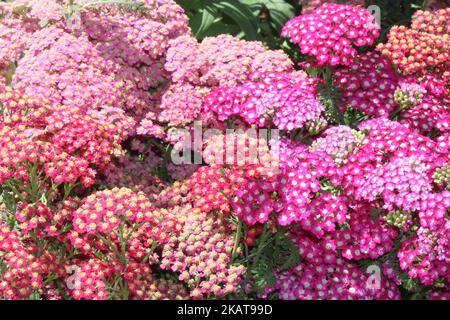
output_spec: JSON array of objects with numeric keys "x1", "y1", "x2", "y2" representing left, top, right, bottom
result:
[{"x1": 231, "y1": 219, "x2": 243, "y2": 262}]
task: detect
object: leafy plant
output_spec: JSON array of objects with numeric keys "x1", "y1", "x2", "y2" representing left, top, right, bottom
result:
[
  {"x1": 176, "y1": 0, "x2": 297, "y2": 48},
  {"x1": 239, "y1": 225, "x2": 301, "y2": 296}
]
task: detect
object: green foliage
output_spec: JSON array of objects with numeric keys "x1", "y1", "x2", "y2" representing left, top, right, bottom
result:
[
  {"x1": 318, "y1": 82, "x2": 344, "y2": 126},
  {"x1": 342, "y1": 105, "x2": 370, "y2": 128},
  {"x1": 310, "y1": 66, "x2": 369, "y2": 128},
  {"x1": 241, "y1": 0, "x2": 296, "y2": 33},
  {"x1": 176, "y1": 0, "x2": 296, "y2": 48},
  {"x1": 240, "y1": 226, "x2": 300, "y2": 296},
  {"x1": 0, "y1": 188, "x2": 17, "y2": 229}
]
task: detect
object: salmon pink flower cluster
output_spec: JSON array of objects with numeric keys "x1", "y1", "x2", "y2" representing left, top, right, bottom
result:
[
  {"x1": 0, "y1": 0, "x2": 449, "y2": 300},
  {"x1": 378, "y1": 8, "x2": 450, "y2": 79},
  {"x1": 160, "y1": 205, "x2": 246, "y2": 299}
]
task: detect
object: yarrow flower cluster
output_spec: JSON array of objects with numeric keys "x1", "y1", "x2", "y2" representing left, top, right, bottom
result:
[
  {"x1": 356, "y1": 155, "x2": 432, "y2": 212},
  {"x1": 310, "y1": 125, "x2": 366, "y2": 166},
  {"x1": 378, "y1": 8, "x2": 450, "y2": 79},
  {"x1": 272, "y1": 230, "x2": 400, "y2": 300},
  {"x1": 161, "y1": 205, "x2": 246, "y2": 298},
  {"x1": 0, "y1": 222, "x2": 43, "y2": 299},
  {"x1": 157, "y1": 83, "x2": 205, "y2": 127},
  {"x1": 395, "y1": 74, "x2": 450, "y2": 133},
  {"x1": 136, "y1": 32, "x2": 294, "y2": 142},
  {"x1": 395, "y1": 78, "x2": 427, "y2": 109},
  {"x1": 165, "y1": 34, "x2": 293, "y2": 87},
  {"x1": 205, "y1": 71, "x2": 324, "y2": 131},
  {"x1": 282, "y1": 4, "x2": 380, "y2": 66},
  {"x1": 13, "y1": 27, "x2": 123, "y2": 110},
  {"x1": 334, "y1": 52, "x2": 399, "y2": 117},
  {"x1": 300, "y1": 0, "x2": 364, "y2": 14}
]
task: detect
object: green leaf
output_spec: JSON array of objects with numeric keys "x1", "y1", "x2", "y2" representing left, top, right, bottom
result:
[
  {"x1": 201, "y1": 21, "x2": 240, "y2": 38},
  {"x1": 241, "y1": 0, "x2": 295, "y2": 31},
  {"x1": 176, "y1": 0, "x2": 205, "y2": 11},
  {"x1": 273, "y1": 233, "x2": 300, "y2": 271},
  {"x1": 244, "y1": 227, "x2": 300, "y2": 295},
  {"x1": 264, "y1": 0, "x2": 295, "y2": 31},
  {"x1": 212, "y1": 0, "x2": 260, "y2": 40},
  {"x1": 240, "y1": 0, "x2": 264, "y2": 6},
  {"x1": 39, "y1": 20, "x2": 50, "y2": 27},
  {"x1": 190, "y1": 6, "x2": 220, "y2": 39},
  {"x1": 260, "y1": 21, "x2": 277, "y2": 48}
]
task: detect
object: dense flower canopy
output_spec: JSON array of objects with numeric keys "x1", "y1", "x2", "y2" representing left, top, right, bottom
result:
[
  {"x1": 282, "y1": 3, "x2": 380, "y2": 66},
  {"x1": 0, "y1": 0, "x2": 449, "y2": 301}
]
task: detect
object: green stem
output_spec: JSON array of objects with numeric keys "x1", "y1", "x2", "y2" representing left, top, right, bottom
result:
[
  {"x1": 142, "y1": 241, "x2": 158, "y2": 263},
  {"x1": 4, "y1": 180, "x2": 26, "y2": 203},
  {"x1": 250, "y1": 225, "x2": 273, "y2": 263},
  {"x1": 231, "y1": 219, "x2": 243, "y2": 262},
  {"x1": 121, "y1": 278, "x2": 129, "y2": 300},
  {"x1": 118, "y1": 217, "x2": 127, "y2": 266},
  {"x1": 323, "y1": 66, "x2": 333, "y2": 87},
  {"x1": 63, "y1": 182, "x2": 79, "y2": 203},
  {"x1": 97, "y1": 234, "x2": 122, "y2": 262}
]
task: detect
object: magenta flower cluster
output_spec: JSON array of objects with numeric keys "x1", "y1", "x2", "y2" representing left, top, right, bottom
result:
[
  {"x1": 204, "y1": 71, "x2": 324, "y2": 130},
  {"x1": 282, "y1": 4, "x2": 380, "y2": 66}
]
